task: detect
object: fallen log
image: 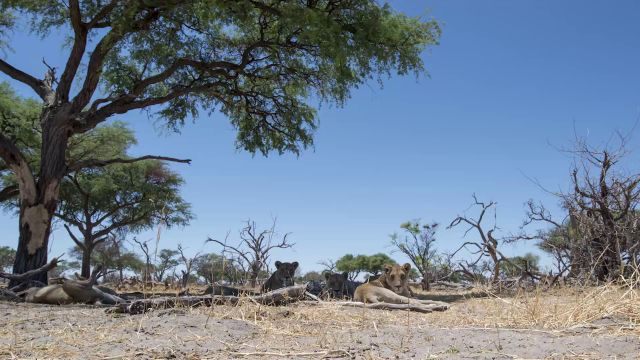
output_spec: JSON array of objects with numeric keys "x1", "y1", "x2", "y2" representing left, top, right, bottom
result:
[
  {"x1": 0, "y1": 254, "x2": 62, "y2": 283},
  {"x1": 111, "y1": 284, "x2": 308, "y2": 315},
  {"x1": 333, "y1": 301, "x2": 448, "y2": 313},
  {"x1": 298, "y1": 300, "x2": 449, "y2": 313},
  {"x1": 0, "y1": 288, "x2": 22, "y2": 302}
]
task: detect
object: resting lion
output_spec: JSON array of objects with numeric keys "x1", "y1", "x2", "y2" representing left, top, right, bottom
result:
[
  {"x1": 355, "y1": 263, "x2": 440, "y2": 307},
  {"x1": 261, "y1": 261, "x2": 299, "y2": 292}
]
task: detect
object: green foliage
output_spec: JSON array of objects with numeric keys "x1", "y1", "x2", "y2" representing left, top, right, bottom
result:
[
  {"x1": 390, "y1": 219, "x2": 438, "y2": 283},
  {"x1": 2, "y1": 1, "x2": 440, "y2": 156},
  {"x1": 194, "y1": 253, "x2": 241, "y2": 284},
  {"x1": 0, "y1": 82, "x2": 41, "y2": 193},
  {"x1": 300, "y1": 271, "x2": 324, "y2": 282},
  {"x1": 0, "y1": 245, "x2": 16, "y2": 271},
  {"x1": 500, "y1": 253, "x2": 540, "y2": 278},
  {"x1": 70, "y1": 237, "x2": 145, "y2": 278},
  {"x1": 336, "y1": 253, "x2": 396, "y2": 280},
  {"x1": 154, "y1": 249, "x2": 180, "y2": 282}
]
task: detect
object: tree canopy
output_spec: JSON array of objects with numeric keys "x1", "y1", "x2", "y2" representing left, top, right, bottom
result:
[
  {"x1": 0, "y1": 0, "x2": 440, "y2": 155},
  {"x1": 0, "y1": 0, "x2": 440, "y2": 281},
  {"x1": 335, "y1": 253, "x2": 396, "y2": 280}
]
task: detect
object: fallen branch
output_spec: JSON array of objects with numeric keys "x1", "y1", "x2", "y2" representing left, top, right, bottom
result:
[
  {"x1": 322, "y1": 301, "x2": 448, "y2": 313},
  {"x1": 0, "y1": 254, "x2": 63, "y2": 283},
  {"x1": 112, "y1": 284, "x2": 308, "y2": 315}
]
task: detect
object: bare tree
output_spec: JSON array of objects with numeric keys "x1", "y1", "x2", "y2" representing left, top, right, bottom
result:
[
  {"x1": 177, "y1": 244, "x2": 201, "y2": 289},
  {"x1": 318, "y1": 259, "x2": 337, "y2": 273},
  {"x1": 132, "y1": 237, "x2": 153, "y2": 286},
  {"x1": 207, "y1": 219, "x2": 294, "y2": 287},
  {"x1": 448, "y1": 195, "x2": 538, "y2": 284},
  {"x1": 522, "y1": 132, "x2": 640, "y2": 282},
  {"x1": 389, "y1": 220, "x2": 439, "y2": 290}
]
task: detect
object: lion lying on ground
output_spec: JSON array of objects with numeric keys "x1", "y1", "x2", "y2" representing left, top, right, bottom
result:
[{"x1": 354, "y1": 263, "x2": 445, "y2": 308}]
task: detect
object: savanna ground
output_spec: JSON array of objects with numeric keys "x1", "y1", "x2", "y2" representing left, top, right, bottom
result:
[{"x1": 1, "y1": 284, "x2": 639, "y2": 360}]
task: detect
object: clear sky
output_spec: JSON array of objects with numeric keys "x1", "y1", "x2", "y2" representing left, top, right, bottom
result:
[{"x1": 1, "y1": 1, "x2": 639, "y2": 275}]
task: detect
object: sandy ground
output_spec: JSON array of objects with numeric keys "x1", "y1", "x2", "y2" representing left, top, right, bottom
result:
[{"x1": 1, "y1": 287, "x2": 639, "y2": 360}]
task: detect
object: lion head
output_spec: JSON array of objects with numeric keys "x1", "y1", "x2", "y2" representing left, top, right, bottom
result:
[
  {"x1": 381, "y1": 263, "x2": 411, "y2": 293},
  {"x1": 273, "y1": 261, "x2": 299, "y2": 287},
  {"x1": 323, "y1": 271, "x2": 349, "y2": 298}
]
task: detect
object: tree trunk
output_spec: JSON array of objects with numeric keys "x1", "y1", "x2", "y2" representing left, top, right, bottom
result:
[
  {"x1": 10, "y1": 202, "x2": 54, "y2": 287},
  {"x1": 421, "y1": 276, "x2": 430, "y2": 291},
  {"x1": 81, "y1": 245, "x2": 93, "y2": 279},
  {"x1": 9, "y1": 111, "x2": 71, "y2": 288}
]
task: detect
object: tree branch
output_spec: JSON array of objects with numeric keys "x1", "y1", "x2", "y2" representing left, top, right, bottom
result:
[
  {"x1": 0, "y1": 59, "x2": 52, "y2": 101},
  {"x1": 57, "y1": 0, "x2": 88, "y2": 101},
  {"x1": 67, "y1": 155, "x2": 191, "y2": 172},
  {"x1": 0, "y1": 184, "x2": 18, "y2": 202}
]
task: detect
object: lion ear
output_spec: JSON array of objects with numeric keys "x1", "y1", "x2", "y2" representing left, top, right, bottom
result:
[
  {"x1": 384, "y1": 264, "x2": 393, "y2": 273},
  {"x1": 275, "y1": 261, "x2": 282, "y2": 269},
  {"x1": 402, "y1": 263, "x2": 411, "y2": 272},
  {"x1": 324, "y1": 272, "x2": 331, "y2": 280},
  {"x1": 292, "y1": 261, "x2": 299, "y2": 269},
  {"x1": 342, "y1": 272, "x2": 348, "y2": 280}
]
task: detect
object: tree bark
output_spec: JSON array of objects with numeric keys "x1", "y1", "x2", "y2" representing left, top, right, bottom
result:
[
  {"x1": 10, "y1": 110, "x2": 71, "y2": 288},
  {"x1": 81, "y1": 244, "x2": 93, "y2": 279},
  {"x1": 10, "y1": 206, "x2": 53, "y2": 287}
]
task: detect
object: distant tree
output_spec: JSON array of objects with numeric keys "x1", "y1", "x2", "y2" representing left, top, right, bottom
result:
[
  {"x1": 390, "y1": 220, "x2": 439, "y2": 290},
  {"x1": 336, "y1": 253, "x2": 396, "y2": 281},
  {"x1": 0, "y1": 0, "x2": 440, "y2": 284},
  {"x1": 0, "y1": 246, "x2": 16, "y2": 272},
  {"x1": 177, "y1": 244, "x2": 202, "y2": 288},
  {"x1": 132, "y1": 237, "x2": 154, "y2": 284},
  {"x1": 449, "y1": 195, "x2": 540, "y2": 284},
  {"x1": 154, "y1": 249, "x2": 180, "y2": 282},
  {"x1": 207, "y1": 219, "x2": 294, "y2": 287},
  {"x1": 194, "y1": 253, "x2": 239, "y2": 284},
  {"x1": 301, "y1": 271, "x2": 324, "y2": 282},
  {"x1": 500, "y1": 253, "x2": 540, "y2": 278},
  {"x1": 318, "y1": 259, "x2": 337, "y2": 272},
  {"x1": 69, "y1": 231, "x2": 143, "y2": 282}
]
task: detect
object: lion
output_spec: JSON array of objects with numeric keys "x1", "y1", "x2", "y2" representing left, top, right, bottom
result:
[
  {"x1": 321, "y1": 271, "x2": 360, "y2": 300},
  {"x1": 261, "y1": 261, "x2": 299, "y2": 292},
  {"x1": 355, "y1": 263, "x2": 435, "y2": 305}
]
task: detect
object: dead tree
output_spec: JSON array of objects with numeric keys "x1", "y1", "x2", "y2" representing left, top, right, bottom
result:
[
  {"x1": 389, "y1": 220, "x2": 439, "y2": 290},
  {"x1": 523, "y1": 132, "x2": 640, "y2": 282},
  {"x1": 318, "y1": 259, "x2": 337, "y2": 272},
  {"x1": 207, "y1": 218, "x2": 294, "y2": 287},
  {"x1": 132, "y1": 237, "x2": 153, "y2": 286},
  {"x1": 177, "y1": 244, "x2": 201, "y2": 289},
  {"x1": 448, "y1": 195, "x2": 538, "y2": 284}
]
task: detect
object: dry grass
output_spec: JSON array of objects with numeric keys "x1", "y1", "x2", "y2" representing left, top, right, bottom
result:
[
  {"x1": 418, "y1": 282, "x2": 640, "y2": 336},
  {"x1": 1, "y1": 283, "x2": 638, "y2": 359}
]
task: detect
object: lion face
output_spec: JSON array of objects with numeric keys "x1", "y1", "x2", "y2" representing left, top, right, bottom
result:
[
  {"x1": 273, "y1": 261, "x2": 299, "y2": 287},
  {"x1": 324, "y1": 271, "x2": 349, "y2": 297},
  {"x1": 383, "y1": 263, "x2": 411, "y2": 292}
]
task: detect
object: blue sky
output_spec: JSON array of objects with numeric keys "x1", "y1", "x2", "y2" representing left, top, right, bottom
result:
[{"x1": 1, "y1": 1, "x2": 639, "y2": 275}]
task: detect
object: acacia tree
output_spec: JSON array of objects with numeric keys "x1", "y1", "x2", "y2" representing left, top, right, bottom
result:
[
  {"x1": 389, "y1": 220, "x2": 439, "y2": 290},
  {"x1": 207, "y1": 219, "x2": 294, "y2": 287},
  {"x1": 56, "y1": 124, "x2": 191, "y2": 278},
  {"x1": 154, "y1": 249, "x2": 180, "y2": 282},
  {"x1": 0, "y1": 1, "x2": 439, "y2": 283},
  {"x1": 335, "y1": 253, "x2": 395, "y2": 281}
]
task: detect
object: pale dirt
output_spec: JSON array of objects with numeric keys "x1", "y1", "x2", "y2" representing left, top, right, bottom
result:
[{"x1": 0, "y1": 294, "x2": 639, "y2": 360}]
